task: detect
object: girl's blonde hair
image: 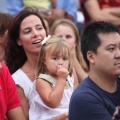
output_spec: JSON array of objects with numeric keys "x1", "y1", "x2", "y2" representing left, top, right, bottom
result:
[
  {"x1": 37, "y1": 35, "x2": 73, "y2": 77},
  {"x1": 50, "y1": 19, "x2": 88, "y2": 72}
]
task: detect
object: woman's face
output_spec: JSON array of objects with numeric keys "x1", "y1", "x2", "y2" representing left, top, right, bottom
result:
[
  {"x1": 18, "y1": 15, "x2": 46, "y2": 55},
  {"x1": 53, "y1": 24, "x2": 76, "y2": 46}
]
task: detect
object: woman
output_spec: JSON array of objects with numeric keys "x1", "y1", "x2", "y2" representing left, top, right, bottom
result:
[
  {"x1": 5, "y1": 7, "x2": 47, "y2": 119},
  {"x1": 5, "y1": 7, "x2": 68, "y2": 120}
]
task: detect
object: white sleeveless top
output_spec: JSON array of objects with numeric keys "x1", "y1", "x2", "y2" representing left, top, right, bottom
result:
[
  {"x1": 12, "y1": 69, "x2": 33, "y2": 100},
  {"x1": 29, "y1": 74, "x2": 74, "y2": 120}
]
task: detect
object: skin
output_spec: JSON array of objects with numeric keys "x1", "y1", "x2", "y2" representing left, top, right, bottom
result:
[
  {"x1": 84, "y1": 0, "x2": 120, "y2": 25},
  {"x1": 6, "y1": 107, "x2": 26, "y2": 120},
  {"x1": 16, "y1": 15, "x2": 46, "y2": 119},
  {"x1": 37, "y1": 52, "x2": 69, "y2": 108},
  {"x1": 44, "y1": 53, "x2": 69, "y2": 78},
  {"x1": 18, "y1": 15, "x2": 46, "y2": 54},
  {"x1": 54, "y1": 25, "x2": 76, "y2": 46},
  {"x1": 88, "y1": 32, "x2": 120, "y2": 93}
]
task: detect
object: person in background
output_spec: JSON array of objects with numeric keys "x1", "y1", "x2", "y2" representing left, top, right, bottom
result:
[
  {"x1": 6, "y1": 0, "x2": 77, "y2": 27},
  {"x1": 5, "y1": 7, "x2": 70, "y2": 120},
  {"x1": 0, "y1": 63, "x2": 26, "y2": 120},
  {"x1": 81, "y1": 0, "x2": 120, "y2": 27},
  {"x1": 29, "y1": 35, "x2": 75, "y2": 120},
  {"x1": 50, "y1": 19, "x2": 88, "y2": 82},
  {"x1": 75, "y1": 0, "x2": 85, "y2": 33},
  {"x1": 50, "y1": 0, "x2": 77, "y2": 23},
  {"x1": 0, "y1": 12, "x2": 13, "y2": 63},
  {"x1": 69, "y1": 21, "x2": 120, "y2": 120}
]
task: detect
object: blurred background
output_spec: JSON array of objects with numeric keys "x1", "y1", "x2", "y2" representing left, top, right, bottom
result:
[{"x1": 0, "y1": 0, "x2": 8, "y2": 13}]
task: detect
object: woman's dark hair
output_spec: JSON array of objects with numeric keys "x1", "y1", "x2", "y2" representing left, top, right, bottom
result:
[
  {"x1": 5, "y1": 7, "x2": 47, "y2": 74},
  {"x1": 0, "y1": 12, "x2": 13, "y2": 37}
]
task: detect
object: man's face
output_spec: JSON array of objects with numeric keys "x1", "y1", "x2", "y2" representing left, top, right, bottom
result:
[{"x1": 91, "y1": 32, "x2": 120, "y2": 76}]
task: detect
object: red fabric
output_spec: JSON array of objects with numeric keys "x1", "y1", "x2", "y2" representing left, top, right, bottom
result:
[
  {"x1": 81, "y1": 0, "x2": 120, "y2": 25},
  {"x1": 0, "y1": 63, "x2": 21, "y2": 120}
]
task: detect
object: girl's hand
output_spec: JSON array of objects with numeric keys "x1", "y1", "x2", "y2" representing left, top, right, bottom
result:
[{"x1": 57, "y1": 65, "x2": 69, "y2": 80}]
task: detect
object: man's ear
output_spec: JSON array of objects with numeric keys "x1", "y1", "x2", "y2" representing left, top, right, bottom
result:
[
  {"x1": 17, "y1": 39, "x2": 22, "y2": 46},
  {"x1": 87, "y1": 51, "x2": 95, "y2": 64}
]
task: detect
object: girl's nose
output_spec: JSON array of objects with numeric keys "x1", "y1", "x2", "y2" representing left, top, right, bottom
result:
[
  {"x1": 59, "y1": 59, "x2": 63, "y2": 65},
  {"x1": 62, "y1": 36, "x2": 66, "y2": 41}
]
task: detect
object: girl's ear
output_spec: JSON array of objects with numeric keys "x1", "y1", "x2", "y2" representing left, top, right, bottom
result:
[
  {"x1": 17, "y1": 39, "x2": 22, "y2": 46},
  {"x1": 87, "y1": 51, "x2": 95, "y2": 64}
]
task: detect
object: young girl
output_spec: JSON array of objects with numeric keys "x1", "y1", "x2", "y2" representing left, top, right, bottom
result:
[
  {"x1": 50, "y1": 19, "x2": 88, "y2": 82},
  {"x1": 29, "y1": 35, "x2": 74, "y2": 120}
]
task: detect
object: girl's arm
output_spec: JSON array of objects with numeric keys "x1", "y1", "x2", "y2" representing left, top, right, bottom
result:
[
  {"x1": 72, "y1": 45, "x2": 88, "y2": 82},
  {"x1": 73, "y1": 68, "x2": 79, "y2": 89},
  {"x1": 16, "y1": 86, "x2": 29, "y2": 120},
  {"x1": 36, "y1": 66, "x2": 69, "y2": 108},
  {"x1": 73, "y1": 58, "x2": 88, "y2": 82}
]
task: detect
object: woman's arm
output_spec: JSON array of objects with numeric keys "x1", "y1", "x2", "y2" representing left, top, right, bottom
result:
[
  {"x1": 6, "y1": 107, "x2": 26, "y2": 120},
  {"x1": 16, "y1": 86, "x2": 29, "y2": 120},
  {"x1": 51, "y1": 112, "x2": 68, "y2": 120}
]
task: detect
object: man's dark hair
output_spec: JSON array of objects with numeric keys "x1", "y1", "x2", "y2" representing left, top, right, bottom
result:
[{"x1": 81, "y1": 21, "x2": 120, "y2": 67}]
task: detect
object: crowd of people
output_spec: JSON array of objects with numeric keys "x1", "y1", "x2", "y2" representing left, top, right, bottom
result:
[{"x1": 1, "y1": 0, "x2": 120, "y2": 120}]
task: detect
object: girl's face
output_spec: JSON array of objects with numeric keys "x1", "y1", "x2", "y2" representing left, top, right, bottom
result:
[
  {"x1": 18, "y1": 15, "x2": 46, "y2": 55},
  {"x1": 44, "y1": 51, "x2": 69, "y2": 77},
  {"x1": 54, "y1": 25, "x2": 76, "y2": 47}
]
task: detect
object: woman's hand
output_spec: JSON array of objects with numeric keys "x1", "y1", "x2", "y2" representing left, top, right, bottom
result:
[{"x1": 50, "y1": 112, "x2": 68, "y2": 120}]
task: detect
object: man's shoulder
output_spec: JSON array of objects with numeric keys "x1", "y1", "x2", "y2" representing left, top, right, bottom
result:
[
  {"x1": 71, "y1": 77, "x2": 94, "y2": 97},
  {"x1": 71, "y1": 76, "x2": 105, "y2": 101}
]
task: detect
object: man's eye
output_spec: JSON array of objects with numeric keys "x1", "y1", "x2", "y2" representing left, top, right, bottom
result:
[{"x1": 108, "y1": 48, "x2": 115, "y2": 51}]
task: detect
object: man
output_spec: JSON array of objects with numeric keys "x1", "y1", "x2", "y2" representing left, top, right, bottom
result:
[
  {"x1": 69, "y1": 21, "x2": 120, "y2": 120},
  {"x1": 0, "y1": 63, "x2": 25, "y2": 120}
]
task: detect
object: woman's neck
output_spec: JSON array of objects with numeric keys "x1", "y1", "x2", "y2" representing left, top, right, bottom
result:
[{"x1": 20, "y1": 54, "x2": 39, "y2": 81}]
